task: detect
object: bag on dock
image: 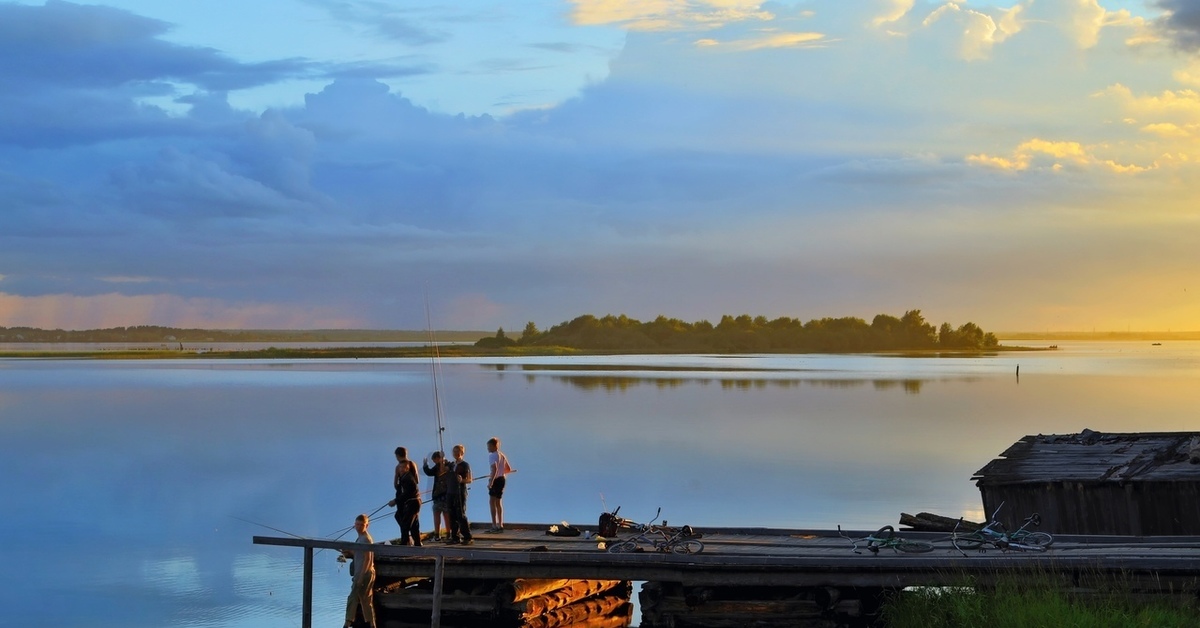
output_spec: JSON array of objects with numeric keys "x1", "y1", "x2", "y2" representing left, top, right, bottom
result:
[
  {"x1": 598, "y1": 512, "x2": 619, "y2": 538},
  {"x1": 547, "y1": 523, "x2": 582, "y2": 537}
]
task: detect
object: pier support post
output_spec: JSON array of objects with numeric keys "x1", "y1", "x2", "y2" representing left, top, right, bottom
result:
[
  {"x1": 303, "y1": 546, "x2": 313, "y2": 628},
  {"x1": 431, "y1": 555, "x2": 445, "y2": 628}
]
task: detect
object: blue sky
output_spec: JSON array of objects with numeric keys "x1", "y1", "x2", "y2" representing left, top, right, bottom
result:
[{"x1": 2, "y1": 0, "x2": 1199, "y2": 332}]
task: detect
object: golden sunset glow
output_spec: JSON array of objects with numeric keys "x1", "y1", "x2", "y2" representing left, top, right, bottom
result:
[{"x1": 1, "y1": 0, "x2": 1198, "y2": 332}]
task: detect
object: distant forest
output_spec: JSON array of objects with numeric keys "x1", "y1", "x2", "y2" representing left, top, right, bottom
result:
[
  {"x1": 0, "y1": 326, "x2": 486, "y2": 344},
  {"x1": 478, "y1": 310, "x2": 1000, "y2": 353},
  {"x1": 0, "y1": 310, "x2": 1000, "y2": 355}
]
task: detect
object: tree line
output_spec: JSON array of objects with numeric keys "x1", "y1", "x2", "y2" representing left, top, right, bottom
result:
[
  {"x1": 0, "y1": 326, "x2": 480, "y2": 344},
  {"x1": 476, "y1": 310, "x2": 1000, "y2": 353}
]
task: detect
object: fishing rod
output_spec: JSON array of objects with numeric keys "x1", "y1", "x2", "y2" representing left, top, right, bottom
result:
[
  {"x1": 423, "y1": 286, "x2": 447, "y2": 457},
  {"x1": 231, "y1": 514, "x2": 311, "y2": 540}
]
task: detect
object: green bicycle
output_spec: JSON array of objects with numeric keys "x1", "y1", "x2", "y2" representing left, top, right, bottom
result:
[
  {"x1": 838, "y1": 525, "x2": 935, "y2": 554},
  {"x1": 952, "y1": 502, "x2": 1053, "y2": 554}
]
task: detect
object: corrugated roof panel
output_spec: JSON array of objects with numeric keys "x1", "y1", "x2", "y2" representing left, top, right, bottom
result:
[{"x1": 973, "y1": 430, "x2": 1200, "y2": 485}]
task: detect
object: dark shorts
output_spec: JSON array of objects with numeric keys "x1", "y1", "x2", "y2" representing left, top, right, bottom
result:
[
  {"x1": 488, "y1": 476, "x2": 506, "y2": 498},
  {"x1": 432, "y1": 497, "x2": 447, "y2": 515}
]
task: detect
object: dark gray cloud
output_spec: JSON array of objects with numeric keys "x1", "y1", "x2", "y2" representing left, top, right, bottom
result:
[
  {"x1": 1154, "y1": 0, "x2": 1200, "y2": 51},
  {"x1": 0, "y1": 1, "x2": 323, "y2": 148},
  {"x1": 0, "y1": 1, "x2": 314, "y2": 91}
]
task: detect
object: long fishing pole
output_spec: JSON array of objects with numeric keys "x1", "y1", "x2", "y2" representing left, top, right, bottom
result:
[
  {"x1": 231, "y1": 514, "x2": 310, "y2": 539},
  {"x1": 423, "y1": 286, "x2": 447, "y2": 456}
]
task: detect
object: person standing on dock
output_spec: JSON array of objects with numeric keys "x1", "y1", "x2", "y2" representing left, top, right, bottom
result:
[
  {"x1": 341, "y1": 514, "x2": 377, "y2": 628},
  {"x1": 422, "y1": 451, "x2": 451, "y2": 542},
  {"x1": 388, "y1": 447, "x2": 422, "y2": 546},
  {"x1": 485, "y1": 436, "x2": 511, "y2": 533},
  {"x1": 447, "y1": 443, "x2": 473, "y2": 545}
]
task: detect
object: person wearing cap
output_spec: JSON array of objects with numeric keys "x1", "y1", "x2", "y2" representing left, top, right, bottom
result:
[{"x1": 341, "y1": 513, "x2": 377, "y2": 628}]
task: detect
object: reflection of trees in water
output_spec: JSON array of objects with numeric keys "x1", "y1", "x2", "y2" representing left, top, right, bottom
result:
[
  {"x1": 481, "y1": 364, "x2": 985, "y2": 394},
  {"x1": 511, "y1": 373, "x2": 941, "y2": 394},
  {"x1": 873, "y1": 379, "x2": 924, "y2": 394}
]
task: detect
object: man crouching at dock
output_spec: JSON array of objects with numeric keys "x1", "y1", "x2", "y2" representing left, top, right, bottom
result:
[{"x1": 342, "y1": 513, "x2": 377, "y2": 628}]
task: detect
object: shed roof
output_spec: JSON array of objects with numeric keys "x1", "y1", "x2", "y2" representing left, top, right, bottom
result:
[{"x1": 973, "y1": 429, "x2": 1200, "y2": 485}]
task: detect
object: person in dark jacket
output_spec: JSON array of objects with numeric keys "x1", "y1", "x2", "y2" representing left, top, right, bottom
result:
[
  {"x1": 446, "y1": 443, "x2": 473, "y2": 545},
  {"x1": 422, "y1": 451, "x2": 451, "y2": 542}
]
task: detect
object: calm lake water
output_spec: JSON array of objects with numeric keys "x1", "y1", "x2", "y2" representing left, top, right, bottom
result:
[{"x1": 2, "y1": 340, "x2": 1198, "y2": 627}]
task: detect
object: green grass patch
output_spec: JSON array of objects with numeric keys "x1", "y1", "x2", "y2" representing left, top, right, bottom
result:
[{"x1": 883, "y1": 572, "x2": 1199, "y2": 628}]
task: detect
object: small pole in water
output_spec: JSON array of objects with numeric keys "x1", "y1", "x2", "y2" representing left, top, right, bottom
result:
[{"x1": 1016, "y1": 364, "x2": 1020, "y2": 382}]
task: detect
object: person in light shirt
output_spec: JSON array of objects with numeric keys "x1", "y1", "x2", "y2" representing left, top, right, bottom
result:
[
  {"x1": 341, "y1": 513, "x2": 376, "y2": 628},
  {"x1": 485, "y1": 436, "x2": 512, "y2": 533}
]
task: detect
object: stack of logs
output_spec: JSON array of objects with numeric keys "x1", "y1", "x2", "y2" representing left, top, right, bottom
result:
[
  {"x1": 377, "y1": 577, "x2": 632, "y2": 628},
  {"x1": 899, "y1": 512, "x2": 981, "y2": 532}
]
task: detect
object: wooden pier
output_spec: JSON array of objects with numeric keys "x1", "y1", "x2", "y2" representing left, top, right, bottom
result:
[{"x1": 254, "y1": 523, "x2": 1200, "y2": 627}]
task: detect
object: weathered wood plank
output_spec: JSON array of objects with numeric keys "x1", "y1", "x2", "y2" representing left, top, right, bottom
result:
[{"x1": 377, "y1": 591, "x2": 496, "y2": 613}]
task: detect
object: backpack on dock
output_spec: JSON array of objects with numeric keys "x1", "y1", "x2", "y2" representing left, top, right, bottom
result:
[{"x1": 598, "y1": 509, "x2": 620, "y2": 537}]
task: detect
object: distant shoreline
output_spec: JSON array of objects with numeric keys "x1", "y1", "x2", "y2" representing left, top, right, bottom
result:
[
  {"x1": 995, "y1": 331, "x2": 1200, "y2": 341},
  {"x1": 0, "y1": 344, "x2": 1055, "y2": 360}
]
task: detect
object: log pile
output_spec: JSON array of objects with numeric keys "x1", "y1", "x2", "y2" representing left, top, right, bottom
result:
[
  {"x1": 899, "y1": 511, "x2": 981, "y2": 532},
  {"x1": 377, "y1": 576, "x2": 632, "y2": 627}
]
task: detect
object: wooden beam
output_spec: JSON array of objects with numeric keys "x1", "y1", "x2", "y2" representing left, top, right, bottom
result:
[
  {"x1": 431, "y1": 555, "x2": 444, "y2": 628},
  {"x1": 302, "y1": 546, "x2": 313, "y2": 628}
]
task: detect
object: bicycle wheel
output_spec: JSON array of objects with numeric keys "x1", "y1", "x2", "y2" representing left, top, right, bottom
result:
[
  {"x1": 868, "y1": 525, "x2": 896, "y2": 552},
  {"x1": 1019, "y1": 532, "x2": 1053, "y2": 548},
  {"x1": 895, "y1": 539, "x2": 935, "y2": 553},
  {"x1": 671, "y1": 539, "x2": 704, "y2": 554},
  {"x1": 953, "y1": 535, "x2": 987, "y2": 550},
  {"x1": 607, "y1": 539, "x2": 639, "y2": 553}
]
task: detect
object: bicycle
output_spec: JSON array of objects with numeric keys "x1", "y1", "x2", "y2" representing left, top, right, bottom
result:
[
  {"x1": 952, "y1": 502, "x2": 1053, "y2": 555},
  {"x1": 837, "y1": 525, "x2": 934, "y2": 554},
  {"x1": 606, "y1": 507, "x2": 704, "y2": 554}
]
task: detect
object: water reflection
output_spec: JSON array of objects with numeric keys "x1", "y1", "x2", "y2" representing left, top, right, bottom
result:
[
  {"x1": 2, "y1": 342, "x2": 1199, "y2": 627},
  {"x1": 520, "y1": 373, "x2": 942, "y2": 394}
]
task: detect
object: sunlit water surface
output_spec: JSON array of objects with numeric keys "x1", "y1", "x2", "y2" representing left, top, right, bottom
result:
[{"x1": 2, "y1": 340, "x2": 1198, "y2": 627}]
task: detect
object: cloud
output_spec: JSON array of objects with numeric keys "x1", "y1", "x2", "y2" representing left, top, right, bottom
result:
[
  {"x1": 871, "y1": 0, "x2": 914, "y2": 28},
  {"x1": 0, "y1": 1, "x2": 327, "y2": 148},
  {"x1": 694, "y1": 30, "x2": 826, "y2": 50},
  {"x1": 967, "y1": 138, "x2": 1155, "y2": 173},
  {"x1": 920, "y1": 2, "x2": 1024, "y2": 60},
  {"x1": 3, "y1": 1, "x2": 1200, "y2": 332},
  {"x1": 1100, "y1": 83, "x2": 1200, "y2": 154},
  {"x1": 0, "y1": 1, "x2": 315, "y2": 92},
  {"x1": 0, "y1": 292, "x2": 361, "y2": 329},
  {"x1": 569, "y1": 0, "x2": 774, "y2": 31},
  {"x1": 299, "y1": 0, "x2": 448, "y2": 45},
  {"x1": 1154, "y1": 0, "x2": 1200, "y2": 51}
]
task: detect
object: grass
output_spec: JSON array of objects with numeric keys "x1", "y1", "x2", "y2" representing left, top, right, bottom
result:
[{"x1": 883, "y1": 572, "x2": 1199, "y2": 628}]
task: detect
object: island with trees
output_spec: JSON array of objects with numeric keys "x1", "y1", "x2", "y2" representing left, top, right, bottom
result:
[
  {"x1": 477, "y1": 309, "x2": 1004, "y2": 354},
  {"x1": 1, "y1": 310, "x2": 1022, "y2": 358}
]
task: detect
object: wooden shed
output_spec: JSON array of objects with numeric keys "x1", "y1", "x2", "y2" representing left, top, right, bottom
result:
[{"x1": 972, "y1": 429, "x2": 1200, "y2": 536}]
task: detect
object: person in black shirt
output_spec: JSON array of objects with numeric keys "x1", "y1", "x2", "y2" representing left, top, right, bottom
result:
[{"x1": 388, "y1": 446, "x2": 422, "y2": 546}]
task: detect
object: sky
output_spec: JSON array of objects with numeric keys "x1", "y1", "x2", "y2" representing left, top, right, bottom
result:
[{"x1": 1, "y1": 0, "x2": 1199, "y2": 332}]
